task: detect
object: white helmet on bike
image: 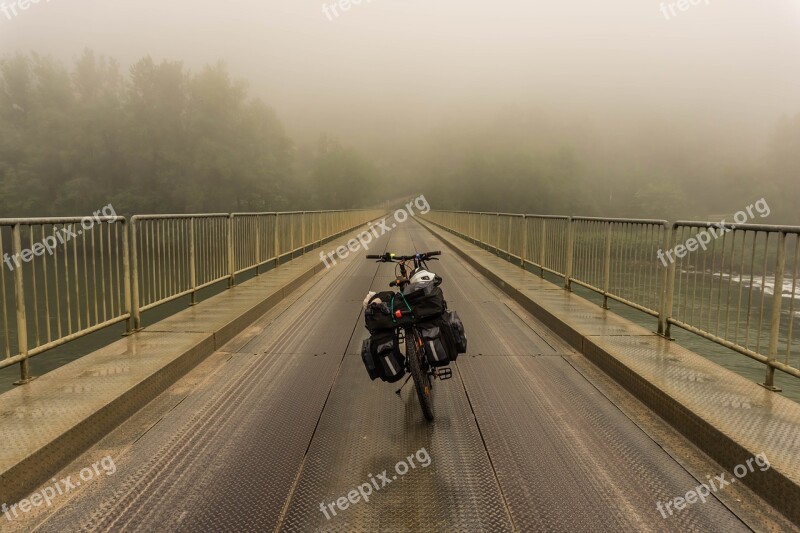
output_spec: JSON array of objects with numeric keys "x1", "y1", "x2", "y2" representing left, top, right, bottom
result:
[{"x1": 410, "y1": 269, "x2": 436, "y2": 285}]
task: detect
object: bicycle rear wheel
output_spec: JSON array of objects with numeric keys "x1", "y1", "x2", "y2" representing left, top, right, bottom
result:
[{"x1": 407, "y1": 329, "x2": 434, "y2": 422}]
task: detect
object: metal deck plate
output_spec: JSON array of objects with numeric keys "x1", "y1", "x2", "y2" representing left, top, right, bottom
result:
[
  {"x1": 457, "y1": 355, "x2": 749, "y2": 532},
  {"x1": 72, "y1": 352, "x2": 342, "y2": 532},
  {"x1": 278, "y1": 353, "x2": 513, "y2": 532},
  {"x1": 13, "y1": 221, "x2": 776, "y2": 532}
]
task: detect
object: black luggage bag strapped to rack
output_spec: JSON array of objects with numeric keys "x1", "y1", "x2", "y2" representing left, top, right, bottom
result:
[
  {"x1": 364, "y1": 284, "x2": 446, "y2": 333},
  {"x1": 361, "y1": 284, "x2": 467, "y2": 381}
]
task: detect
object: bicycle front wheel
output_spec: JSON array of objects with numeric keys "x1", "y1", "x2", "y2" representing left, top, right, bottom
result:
[{"x1": 407, "y1": 329, "x2": 434, "y2": 422}]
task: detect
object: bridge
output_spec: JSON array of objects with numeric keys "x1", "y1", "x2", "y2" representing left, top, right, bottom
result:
[{"x1": 0, "y1": 204, "x2": 798, "y2": 532}]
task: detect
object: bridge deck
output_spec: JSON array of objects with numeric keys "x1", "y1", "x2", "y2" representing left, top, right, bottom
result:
[{"x1": 10, "y1": 222, "x2": 774, "y2": 532}]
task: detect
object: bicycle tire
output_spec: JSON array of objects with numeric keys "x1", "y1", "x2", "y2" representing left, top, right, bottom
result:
[{"x1": 407, "y1": 329, "x2": 434, "y2": 422}]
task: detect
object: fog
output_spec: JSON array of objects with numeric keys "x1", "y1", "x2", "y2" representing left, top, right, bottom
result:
[{"x1": 2, "y1": 0, "x2": 800, "y2": 220}]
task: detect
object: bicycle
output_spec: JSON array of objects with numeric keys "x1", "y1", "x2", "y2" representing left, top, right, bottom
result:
[{"x1": 365, "y1": 251, "x2": 452, "y2": 421}]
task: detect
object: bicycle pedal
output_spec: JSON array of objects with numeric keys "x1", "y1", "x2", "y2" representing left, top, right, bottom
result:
[{"x1": 435, "y1": 368, "x2": 453, "y2": 380}]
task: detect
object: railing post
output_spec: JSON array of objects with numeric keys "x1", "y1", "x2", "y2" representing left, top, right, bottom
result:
[
  {"x1": 659, "y1": 223, "x2": 675, "y2": 337},
  {"x1": 290, "y1": 213, "x2": 295, "y2": 259},
  {"x1": 564, "y1": 217, "x2": 574, "y2": 291},
  {"x1": 301, "y1": 211, "x2": 306, "y2": 253},
  {"x1": 255, "y1": 215, "x2": 261, "y2": 275},
  {"x1": 189, "y1": 217, "x2": 197, "y2": 304},
  {"x1": 130, "y1": 218, "x2": 142, "y2": 331},
  {"x1": 495, "y1": 213, "x2": 500, "y2": 253},
  {"x1": 12, "y1": 223, "x2": 31, "y2": 385},
  {"x1": 540, "y1": 219, "x2": 547, "y2": 278},
  {"x1": 274, "y1": 213, "x2": 281, "y2": 264},
  {"x1": 507, "y1": 216, "x2": 512, "y2": 257},
  {"x1": 227, "y1": 214, "x2": 235, "y2": 287},
  {"x1": 659, "y1": 224, "x2": 678, "y2": 339},
  {"x1": 602, "y1": 222, "x2": 612, "y2": 309},
  {"x1": 122, "y1": 220, "x2": 133, "y2": 333},
  {"x1": 763, "y1": 231, "x2": 786, "y2": 391},
  {"x1": 521, "y1": 215, "x2": 528, "y2": 268}
]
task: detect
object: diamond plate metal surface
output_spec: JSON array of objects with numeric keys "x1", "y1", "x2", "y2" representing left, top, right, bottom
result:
[
  {"x1": 278, "y1": 354, "x2": 513, "y2": 533},
  {"x1": 585, "y1": 334, "x2": 800, "y2": 521},
  {"x1": 13, "y1": 220, "x2": 786, "y2": 532},
  {"x1": 452, "y1": 300, "x2": 558, "y2": 355},
  {"x1": 71, "y1": 352, "x2": 342, "y2": 532},
  {"x1": 457, "y1": 355, "x2": 751, "y2": 532}
]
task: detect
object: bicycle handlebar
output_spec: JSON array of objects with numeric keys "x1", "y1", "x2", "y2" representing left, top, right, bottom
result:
[{"x1": 366, "y1": 251, "x2": 441, "y2": 261}]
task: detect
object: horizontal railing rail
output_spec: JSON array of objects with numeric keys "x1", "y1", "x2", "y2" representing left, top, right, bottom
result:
[
  {"x1": 423, "y1": 210, "x2": 800, "y2": 388},
  {"x1": 0, "y1": 208, "x2": 386, "y2": 385}
]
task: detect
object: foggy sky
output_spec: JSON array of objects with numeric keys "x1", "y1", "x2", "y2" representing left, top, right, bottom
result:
[{"x1": 3, "y1": 0, "x2": 800, "y2": 153}]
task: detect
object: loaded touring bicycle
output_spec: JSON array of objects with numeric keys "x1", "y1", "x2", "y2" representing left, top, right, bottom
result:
[{"x1": 360, "y1": 251, "x2": 467, "y2": 421}]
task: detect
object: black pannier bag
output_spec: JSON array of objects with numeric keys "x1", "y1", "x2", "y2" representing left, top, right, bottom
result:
[
  {"x1": 361, "y1": 331, "x2": 406, "y2": 382},
  {"x1": 360, "y1": 338, "x2": 380, "y2": 380},
  {"x1": 403, "y1": 284, "x2": 446, "y2": 321},
  {"x1": 421, "y1": 311, "x2": 467, "y2": 367},
  {"x1": 443, "y1": 311, "x2": 467, "y2": 354},
  {"x1": 420, "y1": 324, "x2": 453, "y2": 367},
  {"x1": 364, "y1": 291, "x2": 411, "y2": 333},
  {"x1": 364, "y1": 301, "x2": 396, "y2": 333}
]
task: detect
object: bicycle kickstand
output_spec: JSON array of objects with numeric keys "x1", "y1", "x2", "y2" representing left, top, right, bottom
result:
[{"x1": 395, "y1": 375, "x2": 412, "y2": 395}]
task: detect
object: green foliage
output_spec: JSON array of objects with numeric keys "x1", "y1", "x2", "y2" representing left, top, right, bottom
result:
[
  {"x1": 310, "y1": 138, "x2": 379, "y2": 209},
  {"x1": 0, "y1": 51, "x2": 380, "y2": 217}
]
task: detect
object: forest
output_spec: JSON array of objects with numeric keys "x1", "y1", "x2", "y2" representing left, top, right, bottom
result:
[
  {"x1": 0, "y1": 50, "x2": 385, "y2": 216},
  {"x1": 2, "y1": 50, "x2": 799, "y2": 223}
]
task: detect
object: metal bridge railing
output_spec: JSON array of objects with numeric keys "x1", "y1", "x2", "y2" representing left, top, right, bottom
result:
[
  {"x1": 0, "y1": 217, "x2": 130, "y2": 383},
  {"x1": 424, "y1": 210, "x2": 800, "y2": 387},
  {"x1": 569, "y1": 217, "x2": 669, "y2": 320},
  {"x1": 130, "y1": 214, "x2": 230, "y2": 329},
  {"x1": 664, "y1": 222, "x2": 800, "y2": 388},
  {"x1": 0, "y1": 208, "x2": 383, "y2": 384},
  {"x1": 131, "y1": 209, "x2": 382, "y2": 330},
  {"x1": 524, "y1": 215, "x2": 571, "y2": 279},
  {"x1": 232, "y1": 213, "x2": 277, "y2": 276}
]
